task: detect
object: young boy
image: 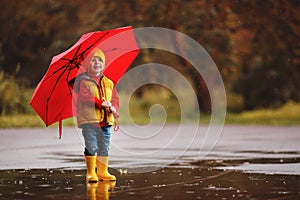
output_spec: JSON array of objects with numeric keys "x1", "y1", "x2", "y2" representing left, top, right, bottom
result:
[{"x1": 76, "y1": 48, "x2": 119, "y2": 182}]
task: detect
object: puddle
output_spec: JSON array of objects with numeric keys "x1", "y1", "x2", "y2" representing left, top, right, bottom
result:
[
  {"x1": 0, "y1": 161, "x2": 299, "y2": 200},
  {"x1": 211, "y1": 157, "x2": 300, "y2": 175}
]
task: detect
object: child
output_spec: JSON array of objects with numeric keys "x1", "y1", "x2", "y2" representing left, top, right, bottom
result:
[{"x1": 75, "y1": 48, "x2": 119, "y2": 182}]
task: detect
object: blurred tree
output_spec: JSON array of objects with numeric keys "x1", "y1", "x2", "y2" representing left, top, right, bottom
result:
[
  {"x1": 0, "y1": 0, "x2": 82, "y2": 85},
  {"x1": 227, "y1": 0, "x2": 300, "y2": 109},
  {"x1": 0, "y1": 0, "x2": 299, "y2": 113}
]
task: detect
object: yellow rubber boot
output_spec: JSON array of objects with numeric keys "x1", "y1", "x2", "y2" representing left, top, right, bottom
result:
[
  {"x1": 85, "y1": 156, "x2": 99, "y2": 183},
  {"x1": 96, "y1": 156, "x2": 116, "y2": 181}
]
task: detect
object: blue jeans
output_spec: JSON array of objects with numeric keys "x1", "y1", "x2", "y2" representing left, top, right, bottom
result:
[{"x1": 81, "y1": 124, "x2": 111, "y2": 156}]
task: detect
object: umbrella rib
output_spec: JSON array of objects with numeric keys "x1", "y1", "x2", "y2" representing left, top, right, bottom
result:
[
  {"x1": 43, "y1": 46, "x2": 84, "y2": 82},
  {"x1": 45, "y1": 66, "x2": 68, "y2": 125},
  {"x1": 65, "y1": 64, "x2": 75, "y2": 95},
  {"x1": 103, "y1": 47, "x2": 136, "y2": 53},
  {"x1": 45, "y1": 62, "x2": 77, "y2": 125}
]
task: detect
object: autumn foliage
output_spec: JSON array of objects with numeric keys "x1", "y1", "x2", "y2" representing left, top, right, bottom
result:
[{"x1": 0, "y1": 0, "x2": 299, "y2": 113}]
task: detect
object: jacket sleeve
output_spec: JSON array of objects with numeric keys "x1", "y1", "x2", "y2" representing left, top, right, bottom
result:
[
  {"x1": 111, "y1": 87, "x2": 120, "y2": 118},
  {"x1": 111, "y1": 88, "x2": 120, "y2": 111},
  {"x1": 78, "y1": 81, "x2": 103, "y2": 108}
]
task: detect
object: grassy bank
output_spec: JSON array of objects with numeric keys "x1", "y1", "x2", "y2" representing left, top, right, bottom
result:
[
  {"x1": 226, "y1": 101, "x2": 300, "y2": 125},
  {"x1": 1, "y1": 71, "x2": 299, "y2": 128},
  {"x1": 1, "y1": 101, "x2": 299, "y2": 128}
]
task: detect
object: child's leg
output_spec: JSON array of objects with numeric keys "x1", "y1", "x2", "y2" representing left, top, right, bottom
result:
[
  {"x1": 96, "y1": 125, "x2": 116, "y2": 181},
  {"x1": 82, "y1": 124, "x2": 99, "y2": 155},
  {"x1": 82, "y1": 124, "x2": 99, "y2": 182}
]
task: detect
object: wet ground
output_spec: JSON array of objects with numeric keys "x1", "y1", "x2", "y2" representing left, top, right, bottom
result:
[
  {"x1": 0, "y1": 125, "x2": 299, "y2": 199},
  {"x1": 0, "y1": 162, "x2": 299, "y2": 200}
]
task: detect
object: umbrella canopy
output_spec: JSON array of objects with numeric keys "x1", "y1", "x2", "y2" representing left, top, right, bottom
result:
[{"x1": 30, "y1": 26, "x2": 139, "y2": 130}]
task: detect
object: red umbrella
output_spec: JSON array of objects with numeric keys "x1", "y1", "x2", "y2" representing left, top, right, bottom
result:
[{"x1": 30, "y1": 26, "x2": 139, "y2": 137}]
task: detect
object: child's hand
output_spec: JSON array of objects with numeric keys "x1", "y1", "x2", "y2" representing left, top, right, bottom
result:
[
  {"x1": 110, "y1": 106, "x2": 119, "y2": 118},
  {"x1": 101, "y1": 101, "x2": 112, "y2": 108},
  {"x1": 110, "y1": 106, "x2": 117, "y2": 113}
]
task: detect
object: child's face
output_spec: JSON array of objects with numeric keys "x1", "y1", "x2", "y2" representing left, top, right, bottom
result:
[{"x1": 88, "y1": 56, "x2": 104, "y2": 76}]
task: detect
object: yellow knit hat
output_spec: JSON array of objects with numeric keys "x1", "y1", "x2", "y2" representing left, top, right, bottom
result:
[{"x1": 91, "y1": 48, "x2": 105, "y2": 64}]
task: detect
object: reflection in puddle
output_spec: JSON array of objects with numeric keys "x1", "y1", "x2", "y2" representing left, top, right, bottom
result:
[
  {"x1": 87, "y1": 181, "x2": 116, "y2": 200},
  {"x1": 214, "y1": 157, "x2": 300, "y2": 175}
]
